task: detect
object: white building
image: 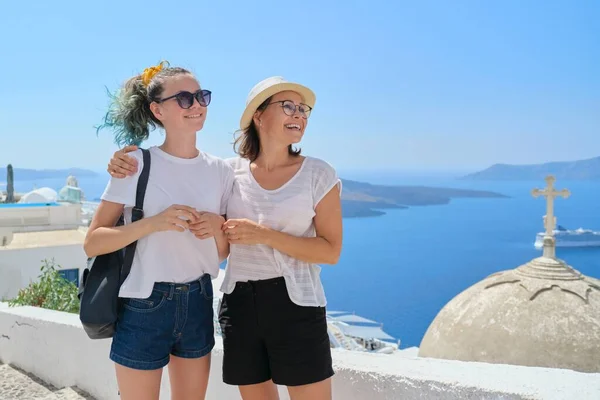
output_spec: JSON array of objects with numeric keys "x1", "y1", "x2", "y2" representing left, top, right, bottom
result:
[
  {"x1": 19, "y1": 187, "x2": 58, "y2": 204},
  {"x1": 0, "y1": 202, "x2": 83, "y2": 234},
  {"x1": 0, "y1": 182, "x2": 89, "y2": 301},
  {"x1": 0, "y1": 228, "x2": 87, "y2": 300}
]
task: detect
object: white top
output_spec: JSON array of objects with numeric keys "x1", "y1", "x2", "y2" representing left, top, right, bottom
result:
[
  {"x1": 221, "y1": 156, "x2": 342, "y2": 307},
  {"x1": 101, "y1": 146, "x2": 234, "y2": 299}
]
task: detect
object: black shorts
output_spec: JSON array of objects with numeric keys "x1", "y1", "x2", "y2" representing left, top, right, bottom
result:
[{"x1": 218, "y1": 277, "x2": 334, "y2": 387}]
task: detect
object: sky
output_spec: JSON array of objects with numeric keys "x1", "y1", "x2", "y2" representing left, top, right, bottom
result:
[{"x1": 0, "y1": 0, "x2": 598, "y2": 173}]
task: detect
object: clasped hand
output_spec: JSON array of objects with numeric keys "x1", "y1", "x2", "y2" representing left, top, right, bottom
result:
[
  {"x1": 149, "y1": 206, "x2": 268, "y2": 244},
  {"x1": 221, "y1": 218, "x2": 268, "y2": 245},
  {"x1": 148, "y1": 204, "x2": 224, "y2": 240}
]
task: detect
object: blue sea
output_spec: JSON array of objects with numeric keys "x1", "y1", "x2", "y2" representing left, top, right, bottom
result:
[{"x1": 9, "y1": 172, "x2": 600, "y2": 348}]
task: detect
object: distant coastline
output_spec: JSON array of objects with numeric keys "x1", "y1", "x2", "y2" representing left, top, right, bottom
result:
[
  {"x1": 462, "y1": 156, "x2": 600, "y2": 181},
  {"x1": 0, "y1": 167, "x2": 99, "y2": 181},
  {"x1": 3, "y1": 167, "x2": 508, "y2": 218},
  {"x1": 340, "y1": 179, "x2": 507, "y2": 217}
]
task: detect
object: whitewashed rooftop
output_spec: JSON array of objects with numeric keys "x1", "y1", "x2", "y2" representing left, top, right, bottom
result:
[{"x1": 0, "y1": 228, "x2": 87, "y2": 250}]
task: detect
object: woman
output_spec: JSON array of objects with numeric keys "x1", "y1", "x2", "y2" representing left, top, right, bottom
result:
[
  {"x1": 108, "y1": 76, "x2": 343, "y2": 400},
  {"x1": 86, "y1": 61, "x2": 234, "y2": 400}
]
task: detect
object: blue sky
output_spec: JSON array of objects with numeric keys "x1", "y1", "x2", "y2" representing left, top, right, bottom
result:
[{"x1": 0, "y1": 0, "x2": 598, "y2": 172}]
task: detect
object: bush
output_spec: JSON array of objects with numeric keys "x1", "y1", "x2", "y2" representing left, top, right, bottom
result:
[{"x1": 9, "y1": 259, "x2": 80, "y2": 314}]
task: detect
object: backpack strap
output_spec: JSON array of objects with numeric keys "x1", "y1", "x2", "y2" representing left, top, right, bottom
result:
[{"x1": 120, "y1": 148, "x2": 151, "y2": 284}]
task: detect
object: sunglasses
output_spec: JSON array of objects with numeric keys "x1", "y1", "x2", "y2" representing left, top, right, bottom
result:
[
  {"x1": 157, "y1": 89, "x2": 212, "y2": 109},
  {"x1": 267, "y1": 100, "x2": 312, "y2": 118}
]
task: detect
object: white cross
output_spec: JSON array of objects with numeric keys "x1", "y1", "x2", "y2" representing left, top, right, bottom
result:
[{"x1": 531, "y1": 175, "x2": 570, "y2": 257}]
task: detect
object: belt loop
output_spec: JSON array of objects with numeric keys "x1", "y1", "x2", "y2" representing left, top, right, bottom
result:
[
  {"x1": 199, "y1": 274, "x2": 205, "y2": 295},
  {"x1": 168, "y1": 284, "x2": 174, "y2": 300}
]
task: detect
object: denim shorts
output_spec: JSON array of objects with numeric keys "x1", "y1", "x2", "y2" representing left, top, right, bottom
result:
[{"x1": 110, "y1": 274, "x2": 215, "y2": 370}]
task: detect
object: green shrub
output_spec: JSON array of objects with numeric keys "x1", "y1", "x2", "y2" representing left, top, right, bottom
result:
[{"x1": 9, "y1": 259, "x2": 80, "y2": 314}]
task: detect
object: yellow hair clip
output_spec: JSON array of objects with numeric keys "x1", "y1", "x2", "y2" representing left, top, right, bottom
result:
[{"x1": 141, "y1": 61, "x2": 169, "y2": 86}]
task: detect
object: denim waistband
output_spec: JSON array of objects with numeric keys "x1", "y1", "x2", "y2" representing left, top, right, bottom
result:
[{"x1": 152, "y1": 273, "x2": 211, "y2": 295}]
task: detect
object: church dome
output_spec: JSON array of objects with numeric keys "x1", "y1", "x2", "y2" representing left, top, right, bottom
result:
[
  {"x1": 58, "y1": 174, "x2": 84, "y2": 203},
  {"x1": 58, "y1": 184, "x2": 83, "y2": 203},
  {"x1": 418, "y1": 255, "x2": 600, "y2": 372},
  {"x1": 66, "y1": 175, "x2": 78, "y2": 187},
  {"x1": 418, "y1": 176, "x2": 600, "y2": 373},
  {"x1": 19, "y1": 187, "x2": 57, "y2": 204}
]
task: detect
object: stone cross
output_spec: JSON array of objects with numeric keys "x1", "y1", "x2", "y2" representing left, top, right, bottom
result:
[{"x1": 531, "y1": 175, "x2": 570, "y2": 258}]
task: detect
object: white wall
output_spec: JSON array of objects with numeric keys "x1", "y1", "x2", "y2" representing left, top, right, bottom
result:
[
  {"x1": 1, "y1": 304, "x2": 599, "y2": 400},
  {"x1": 48, "y1": 204, "x2": 82, "y2": 226},
  {"x1": 0, "y1": 244, "x2": 86, "y2": 300},
  {"x1": 0, "y1": 203, "x2": 82, "y2": 232}
]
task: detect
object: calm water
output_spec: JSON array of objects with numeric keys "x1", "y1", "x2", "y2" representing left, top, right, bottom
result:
[{"x1": 11, "y1": 173, "x2": 600, "y2": 348}]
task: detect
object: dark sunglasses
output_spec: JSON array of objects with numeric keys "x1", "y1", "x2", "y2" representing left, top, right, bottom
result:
[
  {"x1": 267, "y1": 100, "x2": 312, "y2": 118},
  {"x1": 157, "y1": 89, "x2": 212, "y2": 109}
]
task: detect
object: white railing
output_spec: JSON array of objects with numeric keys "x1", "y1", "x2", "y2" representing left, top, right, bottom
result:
[
  {"x1": 0, "y1": 203, "x2": 83, "y2": 233},
  {"x1": 1, "y1": 304, "x2": 598, "y2": 400}
]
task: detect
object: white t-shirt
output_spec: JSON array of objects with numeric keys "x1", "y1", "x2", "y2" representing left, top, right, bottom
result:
[
  {"x1": 221, "y1": 156, "x2": 342, "y2": 307},
  {"x1": 101, "y1": 146, "x2": 234, "y2": 299}
]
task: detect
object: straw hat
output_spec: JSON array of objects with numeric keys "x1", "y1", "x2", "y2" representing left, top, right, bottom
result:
[{"x1": 239, "y1": 76, "x2": 316, "y2": 130}]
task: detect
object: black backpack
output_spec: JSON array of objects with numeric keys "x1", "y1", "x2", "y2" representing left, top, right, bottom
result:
[{"x1": 78, "y1": 148, "x2": 151, "y2": 339}]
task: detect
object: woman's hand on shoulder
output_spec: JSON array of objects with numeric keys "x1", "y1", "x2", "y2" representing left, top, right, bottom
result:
[{"x1": 108, "y1": 145, "x2": 139, "y2": 178}]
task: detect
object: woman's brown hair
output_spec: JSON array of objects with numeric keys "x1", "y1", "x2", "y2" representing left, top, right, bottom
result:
[{"x1": 233, "y1": 96, "x2": 301, "y2": 162}]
